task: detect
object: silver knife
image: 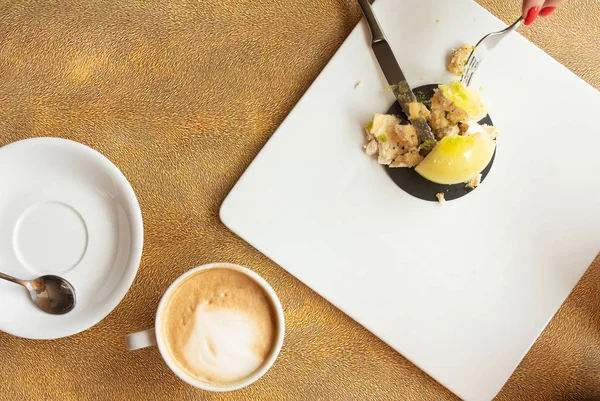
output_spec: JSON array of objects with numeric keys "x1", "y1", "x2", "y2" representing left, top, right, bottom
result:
[{"x1": 358, "y1": 0, "x2": 435, "y2": 143}]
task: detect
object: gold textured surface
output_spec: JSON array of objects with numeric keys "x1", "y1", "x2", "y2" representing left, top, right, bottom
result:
[{"x1": 0, "y1": 0, "x2": 598, "y2": 399}]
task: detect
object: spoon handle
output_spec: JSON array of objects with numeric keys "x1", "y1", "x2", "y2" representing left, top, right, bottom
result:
[{"x1": 0, "y1": 272, "x2": 25, "y2": 286}]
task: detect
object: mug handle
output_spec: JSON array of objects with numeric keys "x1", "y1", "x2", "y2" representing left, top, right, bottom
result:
[{"x1": 125, "y1": 328, "x2": 157, "y2": 350}]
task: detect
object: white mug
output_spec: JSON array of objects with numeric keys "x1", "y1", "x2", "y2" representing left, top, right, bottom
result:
[{"x1": 125, "y1": 262, "x2": 285, "y2": 392}]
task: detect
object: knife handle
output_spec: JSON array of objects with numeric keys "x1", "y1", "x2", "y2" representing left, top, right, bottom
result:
[{"x1": 358, "y1": 0, "x2": 385, "y2": 43}]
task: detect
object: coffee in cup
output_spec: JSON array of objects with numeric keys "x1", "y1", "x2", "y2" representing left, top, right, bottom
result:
[
  {"x1": 161, "y1": 267, "x2": 279, "y2": 386},
  {"x1": 126, "y1": 263, "x2": 285, "y2": 392}
]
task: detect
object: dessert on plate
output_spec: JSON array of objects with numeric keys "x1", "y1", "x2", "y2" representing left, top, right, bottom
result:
[{"x1": 363, "y1": 80, "x2": 499, "y2": 188}]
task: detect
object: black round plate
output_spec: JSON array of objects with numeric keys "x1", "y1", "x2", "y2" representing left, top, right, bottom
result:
[{"x1": 384, "y1": 84, "x2": 495, "y2": 202}]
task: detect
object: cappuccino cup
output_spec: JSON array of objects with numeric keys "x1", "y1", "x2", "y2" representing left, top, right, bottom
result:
[{"x1": 126, "y1": 263, "x2": 285, "y2": 392}]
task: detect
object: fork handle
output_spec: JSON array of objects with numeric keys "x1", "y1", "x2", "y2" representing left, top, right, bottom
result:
[{"x1": 357, "y1": 0, "x2": 385, "y2": 43}]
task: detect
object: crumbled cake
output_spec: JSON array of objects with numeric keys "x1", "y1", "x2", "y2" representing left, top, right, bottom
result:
[
  {"x1": 390, "y1": 147, "x2": 423, "y2": 168},
  {"x1": 365, "y1": 81, "x2": 494, "y2": 168},
  {"x1": 466, "y1": 174, "x2": 482, "y2": 189},
  {"x1": 408, "y1": 102, "x2": 431, "y2": 120},
  {"x1": 364, "y1": 114, "x2": 423, "y2": 167},
  {"x1": 428, "y1": 81, "x2": 487, "y2": 139},
  {"x1": 436, "y1": 193, "x2": 446, "y2": 205},
  {"x1": 433, "y1": 124, "x2": 460, "y2": 140},
  {"x1": 461, "y1": 120, "x2": 500, "y2": 139},
  {"x1": 448, "y1": 44, "x2": 474, "y2": 76},
  {"x1": 364, "y1": 138, "x2": 378, "y2": 156},
  {"x1": 428, "y1": 87, "x2": 468, "y2": 136}
]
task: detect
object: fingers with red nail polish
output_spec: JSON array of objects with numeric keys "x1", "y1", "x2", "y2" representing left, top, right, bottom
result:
[
  {"x1": 522, "y1": 0, "x2": 544, "y2": 25},
  {"x1": 524, "y1": 6, "x2": 540, "y2": 25},
  {"x1": 539, "y1": 6, "x2": 556, "y2": 16},
  {"x1": 522, "y1": 0, "x2": 568, "y2": 24}
]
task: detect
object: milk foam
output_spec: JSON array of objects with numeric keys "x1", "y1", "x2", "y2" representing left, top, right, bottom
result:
[{"x1": 182, "y1": 302, "x2": 265, "y2": 382}]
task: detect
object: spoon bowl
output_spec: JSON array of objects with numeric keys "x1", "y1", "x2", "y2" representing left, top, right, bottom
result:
[{"x1": 0, "y1": 272, "x2": 76, "y2": 314}]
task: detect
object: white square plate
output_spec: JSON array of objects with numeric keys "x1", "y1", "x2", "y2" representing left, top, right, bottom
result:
[{"x1": 220, "y1": 0, "x2": 600, "y2": 399}]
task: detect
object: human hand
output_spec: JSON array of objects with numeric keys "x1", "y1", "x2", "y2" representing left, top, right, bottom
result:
[{"x1": 522, "y1": 0, "x2": 568, "y2": 25}]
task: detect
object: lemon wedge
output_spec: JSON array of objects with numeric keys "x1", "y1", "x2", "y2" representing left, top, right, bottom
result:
[
  {"x1": 439, "y1": 80, "x2": 487, "y2": 121},
  {"x1": 415, "y1": 133, "x2": 496, "y2": 185}
]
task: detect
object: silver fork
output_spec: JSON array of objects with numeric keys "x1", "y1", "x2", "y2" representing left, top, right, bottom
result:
[{"x1": 461, "y1": 17, "x2": 523, "y2": 86}]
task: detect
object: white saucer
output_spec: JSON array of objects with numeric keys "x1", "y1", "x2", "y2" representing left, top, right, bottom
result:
[{"x1": 0, "y1": 138, "x2": 143, "y2": 339}]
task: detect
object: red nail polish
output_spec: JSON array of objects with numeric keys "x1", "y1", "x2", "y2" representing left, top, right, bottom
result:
[
  {"x1": 539, "y1": 6, "x2": 556, "y2": 17},
  {"x1": 524, "y1": 6, "x2": 540, "y2": 25}
]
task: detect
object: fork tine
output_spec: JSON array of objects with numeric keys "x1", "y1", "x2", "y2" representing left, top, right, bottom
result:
[
  {"x1": 469, "y1": 60, "x2": 480, "y2": 85},
  {"x1": 460, "y1": 16, "x2": 522, "y2": 86}
]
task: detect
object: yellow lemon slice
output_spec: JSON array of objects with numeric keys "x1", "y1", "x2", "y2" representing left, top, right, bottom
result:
[{"x1": 415, "y1": 134, "x2": 496, "y2": 185}]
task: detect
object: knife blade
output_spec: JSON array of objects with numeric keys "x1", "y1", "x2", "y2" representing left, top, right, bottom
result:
[{"x1": 358, "y1": 0, "x2": 435, "y2": 143}]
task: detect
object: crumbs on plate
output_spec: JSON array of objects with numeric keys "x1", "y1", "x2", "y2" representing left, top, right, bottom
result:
[{"x1": 466, "y1": 174, "x2": 482, "y2": 189}]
